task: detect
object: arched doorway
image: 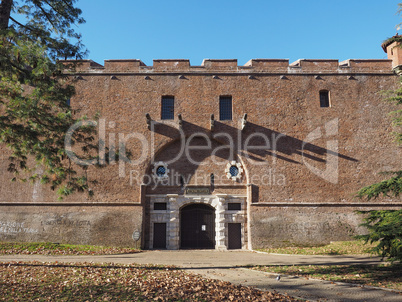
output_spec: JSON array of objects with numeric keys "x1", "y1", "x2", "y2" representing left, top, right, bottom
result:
[{"x1": 180, "y1": 204, "x2": 215, "y2": 249}]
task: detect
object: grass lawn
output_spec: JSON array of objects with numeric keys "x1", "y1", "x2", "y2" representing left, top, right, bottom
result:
[
  {"x1": 257, "y1": 240, "x2": 376, "y2": 256},
  {"x1": 0, "y1": 242, "x2": 140, "y2": 255},
  {"x1": 0, "y1": 261, "x2": 297, "y2": 301},
  {"x1": 254, "y1": 241, "x2": 402, "y2": 291},
  {"x1": 252, "y1": 263, "x2": 402, "y2": 291}
]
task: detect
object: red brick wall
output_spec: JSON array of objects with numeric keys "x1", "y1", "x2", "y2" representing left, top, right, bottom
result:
[{"x1": 1, "y1": 58, "x2": 401, "y2": 247}]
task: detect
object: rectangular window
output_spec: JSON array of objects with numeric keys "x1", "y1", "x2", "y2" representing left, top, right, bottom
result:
[
  {"x1": 219, "y1": 96, "x2": 232, "y2": 120},
  {"x1": 228, "y1": 203, "x2": 241, "y2": 211},
  {"x1": 319, "y1": 91, "x2": 330, "y2": 107},
  {"x1": 161, "y1": 96, "x2": 174, "y2": 120},
  {"x1": 154, "y1": 202, "x2": 167, "y2": 210}
]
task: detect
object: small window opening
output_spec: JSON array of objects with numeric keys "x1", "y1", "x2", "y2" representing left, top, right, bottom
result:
[
  {"x1": 179, "y1": 175, "x2": 185, "y2": 188},
  {"x1": 228, "y1": 203, "x2": 241, "y2": 211},
  {"x1": 156, "y1": 166, "x2": 167, "y2": 177},
  {"x1": 161, "y1": 96, "x2": 174, "y2": 120},
  {"x1": 154, "y1": 202, "x2": 167, "y2": 210},
  {"x1": 229, "y1": 165, "x2": 239, "y2": 177},
  {"x1": 219, "y1": 96, "x2": 232, "y2": 120},
  {"x1": 319, "y1": 90, "x2": 330, "y2": 107}
]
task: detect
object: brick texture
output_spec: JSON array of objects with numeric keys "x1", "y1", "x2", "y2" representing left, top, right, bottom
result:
[{"x1": 0, "y1": 55, "x2": 401, "y2": 248}]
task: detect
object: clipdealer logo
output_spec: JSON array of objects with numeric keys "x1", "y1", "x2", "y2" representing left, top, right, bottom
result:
[
  {"x1": 302, "y1": 118, "x2": 339, "y2": 184},
  {"x1": 64, "y1": 118, "x2": 340, "y2": 185}
]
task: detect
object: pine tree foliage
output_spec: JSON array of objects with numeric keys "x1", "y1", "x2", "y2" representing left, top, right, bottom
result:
[
  {"x1": 0, "y1": 0, "x2": 98, "y2": 199},
  {"x1": 357, "y1": 171, "x2": 402, "y2": 200},
  {"x1": 356, "y1": 210, "x2": 402, "y2": 262},
  {"x1": 356, "y1": 35, "x2": 402, "y2": 261}
]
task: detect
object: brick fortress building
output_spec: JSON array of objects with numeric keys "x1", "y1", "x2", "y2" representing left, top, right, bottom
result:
[{"x1": 0, "y1": 42, "x2": 401, "y2": 249}]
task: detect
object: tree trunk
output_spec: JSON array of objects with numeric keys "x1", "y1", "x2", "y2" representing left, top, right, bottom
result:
[{"x1": 0, "y1": 0, "x2": 13, "y2": 30}]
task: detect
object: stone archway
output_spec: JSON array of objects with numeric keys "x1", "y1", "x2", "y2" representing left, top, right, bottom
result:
[
  {"x1": 148, "y1": 194, "x2": 247, "y2": 250},
  {"x1": 180, "y1": 203, "x2": 215, "y2": 249}
]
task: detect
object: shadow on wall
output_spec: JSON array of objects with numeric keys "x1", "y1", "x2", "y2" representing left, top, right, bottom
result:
[{"x1": 149, "y1": 119, "x2": 357, "y2": 166}]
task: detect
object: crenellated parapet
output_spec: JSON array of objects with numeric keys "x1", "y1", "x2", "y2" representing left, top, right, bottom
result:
[
  {"x1": 104, "y1": 59, "x2": 146, "y2": 72},
  {"x1": 339, "y1": 59, "x2": 394, "y2": 72},
  {"x1": 63, "y1": 58, "x2": 393, "y2": 74}
]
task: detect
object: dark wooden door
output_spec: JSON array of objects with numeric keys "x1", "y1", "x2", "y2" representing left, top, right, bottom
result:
[
  {"x1": 153, "y1": 223, "x2": 166, "y2": 249},
  {"x1": 180, "y1": 204, "x2": 215, "y2": 249},
  {"x1": 228, "y1": 223, "x2": 242, "y2": 249}
]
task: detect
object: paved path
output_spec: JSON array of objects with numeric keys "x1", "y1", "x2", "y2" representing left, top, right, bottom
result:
[{"x1": 1, "y1": 250, "x2": 401, "y2": 302}]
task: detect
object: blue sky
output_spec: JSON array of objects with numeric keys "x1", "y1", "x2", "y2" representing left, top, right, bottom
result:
[{"x1": 77, "y1": 0, "x2": 401, "y2": 66}]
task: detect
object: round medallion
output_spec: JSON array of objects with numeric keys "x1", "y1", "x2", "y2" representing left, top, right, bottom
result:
[
  {"x1": 225, "y1": 161, "x2": 243, "y2": 181},
  {"x1": 152, "y1": 161, "x2": 170, "y2": 178}
]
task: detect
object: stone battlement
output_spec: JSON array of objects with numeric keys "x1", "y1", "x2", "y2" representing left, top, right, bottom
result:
[{"x1": 63, "y1": 58, "x2": 393, "y2": 74}]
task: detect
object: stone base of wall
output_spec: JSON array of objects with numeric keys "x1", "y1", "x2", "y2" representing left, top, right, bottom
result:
[
  {"x1": 3, "y1": 202, "x2": 402, "y2": 249},
  {"x1": 250, "y1": 204, "x2": 402, "y2": 248},
  {"x1": 0, "y1": 204, "x2": 143, "y2": 247}
]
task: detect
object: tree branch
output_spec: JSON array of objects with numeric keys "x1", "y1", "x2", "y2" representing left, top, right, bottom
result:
[
  {"x1": 42, "y1": 0, "x2": 72, "y2": 22},
  {"x1": 9, "y1": 16, "x2": 33, "y2": 31},
  {"x1": 7, "y1": 58, "x2": 31, "y2": 75},
  {"x1": 34, "y1": 2, "x2": 58, "y2": 31}
]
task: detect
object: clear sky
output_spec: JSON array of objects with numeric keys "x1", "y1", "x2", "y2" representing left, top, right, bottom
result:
[{"x1": 77, "y1": 0, "x2": 401, "y2": 66}]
